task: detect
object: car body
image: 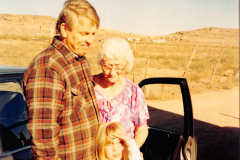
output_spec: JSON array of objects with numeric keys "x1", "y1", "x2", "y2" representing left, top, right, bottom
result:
[
  {"x1": 0, "y1": 66, "x2": 197, "y2": 160},
  {"x1": 0, "y1": 65, "x2": 32, "y2": 160}
]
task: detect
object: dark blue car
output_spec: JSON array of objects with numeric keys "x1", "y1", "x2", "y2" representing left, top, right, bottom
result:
[{"x1": 0, "y1": 66, "x2": 32, "y2": 160}]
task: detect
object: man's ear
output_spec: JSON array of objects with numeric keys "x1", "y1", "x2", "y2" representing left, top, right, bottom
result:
[{"x1": 60, "y1": 23, "x2": 68, "y2": 38}]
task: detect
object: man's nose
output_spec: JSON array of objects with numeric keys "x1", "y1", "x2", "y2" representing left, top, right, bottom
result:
[{"x1": 85, "y1": 34, "x2": 95, "y2": 45}]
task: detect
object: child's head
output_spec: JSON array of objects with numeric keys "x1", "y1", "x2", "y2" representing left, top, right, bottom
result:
[{"x1": 96, "y1": 122, "x2": 127, "y2": 160}]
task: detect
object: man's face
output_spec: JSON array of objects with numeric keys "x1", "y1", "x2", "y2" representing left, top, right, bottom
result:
[{"x1": 61, "y1": 17, "x2": 98, "y2": 56}]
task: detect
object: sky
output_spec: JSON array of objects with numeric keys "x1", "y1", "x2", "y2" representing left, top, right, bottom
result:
[{"x1": 0, "y1": 0, "x2": 238, "y2": 36}]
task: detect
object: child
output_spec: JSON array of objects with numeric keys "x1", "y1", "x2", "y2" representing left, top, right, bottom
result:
[{"x1": 96, "y1": 122, "x2": 143, "y2": 160}]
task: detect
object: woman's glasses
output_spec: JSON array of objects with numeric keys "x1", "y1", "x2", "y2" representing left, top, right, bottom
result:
[{"x1": 102, "y1": 64, "x2": 126, "y2": 73}]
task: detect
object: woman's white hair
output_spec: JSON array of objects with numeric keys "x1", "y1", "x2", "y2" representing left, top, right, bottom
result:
[{"x1": 97, "y1": 37, "x2": 134, "y2": 73}]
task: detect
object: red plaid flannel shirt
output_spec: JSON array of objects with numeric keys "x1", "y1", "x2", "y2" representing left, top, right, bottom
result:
[{"x1": 22, "y1": 36, "x2": 100, "y2": 160}]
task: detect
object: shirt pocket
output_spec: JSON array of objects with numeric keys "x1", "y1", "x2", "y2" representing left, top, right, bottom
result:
[
  {"x1": 70, "y1": 83, "x2": 97, "y2": 124},
  {"x1": 71, "y1": 83, "x2": 89, "y2": 111}
]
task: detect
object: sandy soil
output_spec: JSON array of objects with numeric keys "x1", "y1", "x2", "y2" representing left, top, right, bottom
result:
[{"x1": 146, "y1": 87, "x2": 239, "y2": 160}]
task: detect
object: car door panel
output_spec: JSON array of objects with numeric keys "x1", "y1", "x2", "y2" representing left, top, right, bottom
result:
[
  {"x1": 141, "y1": 128, "x2": 184, "y2": 160},
  {"x1": 0, "y1": 146, "x2": 32, "y2": 160}
]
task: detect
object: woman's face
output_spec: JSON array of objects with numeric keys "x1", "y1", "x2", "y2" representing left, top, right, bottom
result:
[
  {"x1": 101, "y1": 59, "x2": 126, "y2": 84},
  {"x1": 104, "y1": 138, "x2": 124, "y2": 160}
]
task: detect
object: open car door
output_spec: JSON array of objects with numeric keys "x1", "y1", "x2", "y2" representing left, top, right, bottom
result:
[{"x1": 139, "y1": 78, "x2": 197, "y2": 160}]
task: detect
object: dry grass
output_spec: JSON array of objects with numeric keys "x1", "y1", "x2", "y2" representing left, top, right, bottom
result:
[
  {"x1": 0, "y1": 35, "x2": 238, "y2": 100},
  {"x1": 0, "y1": 14, "x2": 238, "y2": 100},
  {"x1": 0, "y1": 39, "x2": 49, "y2": 66}
]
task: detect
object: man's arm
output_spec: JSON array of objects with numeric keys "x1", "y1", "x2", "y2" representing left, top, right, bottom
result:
[{"x1": 24, "y1": 67, "x2": 65, "y2": 160}]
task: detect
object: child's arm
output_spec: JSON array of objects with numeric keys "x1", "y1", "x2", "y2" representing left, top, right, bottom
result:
[{"x1": 125, "y1": 139, "x2": 143, "y2": 160}]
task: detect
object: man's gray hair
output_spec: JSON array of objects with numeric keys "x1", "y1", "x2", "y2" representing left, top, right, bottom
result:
[{"x1": 56, "y1": 0, "x2": 100, "y2": 34}]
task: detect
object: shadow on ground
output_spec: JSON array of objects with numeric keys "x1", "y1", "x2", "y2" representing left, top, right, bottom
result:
[{"x1": 147, "y1": 106, "x2": 239, "y2": 160}]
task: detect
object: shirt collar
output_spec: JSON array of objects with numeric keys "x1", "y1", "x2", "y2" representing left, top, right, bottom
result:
[{"x1": 51, "y1": 36, "x2": 84, "y2": 63}]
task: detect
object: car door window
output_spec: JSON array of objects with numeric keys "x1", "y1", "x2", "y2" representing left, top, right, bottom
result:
[
  {"x1": 143, "y1": 83, "x2": 184, "y2": 133},
  {"x1": 0, "y1": 80, "x2": 31, "y2": 154}
]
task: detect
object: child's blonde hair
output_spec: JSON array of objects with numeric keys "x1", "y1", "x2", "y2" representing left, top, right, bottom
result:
[{"x1": 96, "y1": 122, "x2": 127, "y2": 160}]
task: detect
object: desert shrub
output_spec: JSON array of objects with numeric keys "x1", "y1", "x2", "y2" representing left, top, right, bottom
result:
[
  {"x1": 161, "y1": 59, "x2": 185, "y2": 70},
  {"x1": 20, "y1": 35, "x2": 31, "y2": 41},
  {"x1": 133, "y1": 58, "x2": 147, "y2": 69},
  {"x1": 184, "y1": 71, "x2": 204, "y2": 83},
  {"x1": 144, "y1": 84, "x2": 182, "y2": 100},
  {"x1": 216, "y1": 62, "x2": 239, "y2": 76},
  {"x1": 34, "y1": 35, "x2": 51, "y2": 41},
  {"x1": 0, "y1": 34, "x2": 31, "y2": 41},
  {"x1": 220, "y1": 82, "x2": 233, "y2": 90},
  {"x1": 0, "y1": 34, "x2": 53, "y2": 41},
  {"x1": 189, "y1": 58, "x2": 216, "y2": 73}
]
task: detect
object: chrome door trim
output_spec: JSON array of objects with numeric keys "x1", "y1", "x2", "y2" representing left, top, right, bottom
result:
[{"x1": 0, "y1": 145, "x2": 31, "y2": 159}]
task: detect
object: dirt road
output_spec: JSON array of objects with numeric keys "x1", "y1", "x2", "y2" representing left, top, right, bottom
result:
[{"x1": 147, "y1": 87, "x2": 239, "y2": 160}]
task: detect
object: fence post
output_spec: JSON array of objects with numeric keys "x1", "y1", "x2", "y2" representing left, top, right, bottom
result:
[
  {"x1": 49, "y1": 28, "x2": 54, "y2": 45},
  {"x1": 143, "y1": 56, "x2": 149, "y2": 98},
  {"x1": 132, "y1": 43, "x2": 136, "y2": 82},
  {"x1": 209, "y1": 48, "x2": 224, "y2": 84},
  {"x1": 178, "y1": 33, "x2": 181, "y2": 42},
  {"x1": 183, "y1": 44, "x2": 198, "y2": 77}
]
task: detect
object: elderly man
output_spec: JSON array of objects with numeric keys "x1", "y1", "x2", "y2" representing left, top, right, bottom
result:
[{"x1": 22, "y1": 0, "x2": 100, "y2": 159}]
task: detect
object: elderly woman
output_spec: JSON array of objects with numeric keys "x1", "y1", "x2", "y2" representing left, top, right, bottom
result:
[{"x1": 93, "y1": 37, "x2": 149, "y2": 148}]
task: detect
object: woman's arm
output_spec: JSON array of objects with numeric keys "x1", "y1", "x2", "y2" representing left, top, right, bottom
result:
[{"x1": 134, "y1": 124, "x2": 148, "y2": 148}]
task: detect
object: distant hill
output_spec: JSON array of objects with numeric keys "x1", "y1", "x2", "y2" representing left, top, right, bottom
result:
[
  {"x1": 168, "y1": 27, "x2": 239, "y2": 45},
  {"x1": 0, "y1": 14, "x2": 238, "y2": 45},
  {"x1": 0, "y1": 14, "x2": 56, "y2": 37}
]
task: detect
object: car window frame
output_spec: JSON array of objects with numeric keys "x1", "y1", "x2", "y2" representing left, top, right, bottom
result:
[{"x1": 138, "y1": 77, "x2": 194, "y2": 140}]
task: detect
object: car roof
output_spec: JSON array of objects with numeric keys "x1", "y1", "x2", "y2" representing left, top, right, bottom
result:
[{"x1": 0, "y1": 65, "x2": 27, "y2": 74}]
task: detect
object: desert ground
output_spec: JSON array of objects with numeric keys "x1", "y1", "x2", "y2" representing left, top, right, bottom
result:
[
  {"x1": 147, "y1": 86, "x2": 239, "y2": 160},
  {"x1": 0, "y1": 14, "x2": 239, "y2": 159}
]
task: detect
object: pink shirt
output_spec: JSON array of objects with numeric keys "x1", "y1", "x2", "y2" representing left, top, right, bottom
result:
[{"x1": 94, "y1": 77, "x2": 149, "y2": 138}]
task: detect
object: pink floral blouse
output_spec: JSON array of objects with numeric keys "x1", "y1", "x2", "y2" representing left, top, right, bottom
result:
[{"x1": 94, "y1": 77, "x2": 149, "y2": 138}]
